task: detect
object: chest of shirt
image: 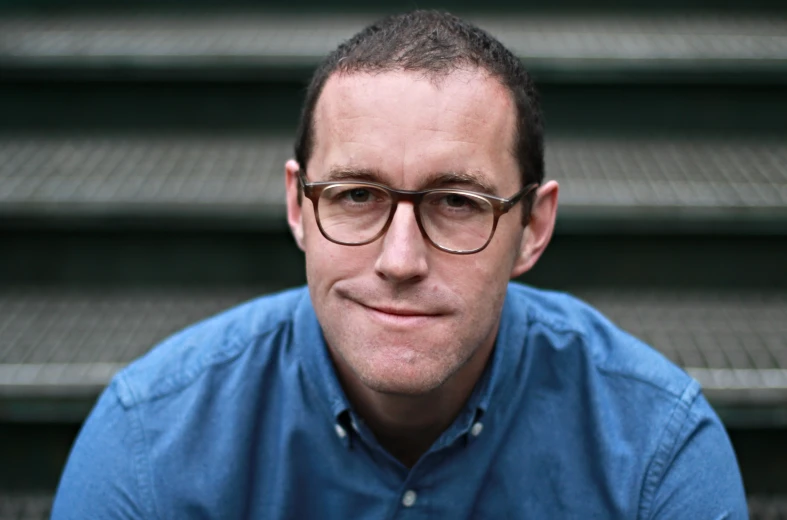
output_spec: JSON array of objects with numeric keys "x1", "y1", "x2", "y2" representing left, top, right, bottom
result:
[{"x1": 142, "y1": 382, "x2": 651, "y2": 519}]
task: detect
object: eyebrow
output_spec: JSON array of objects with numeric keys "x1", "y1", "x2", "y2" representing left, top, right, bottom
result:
[
  {"x1": 323, "y1": 167, "x2": 499, "y2": 195},
  {"x1": 324, "y1": 168, "x2": 382, "y2": 184}
]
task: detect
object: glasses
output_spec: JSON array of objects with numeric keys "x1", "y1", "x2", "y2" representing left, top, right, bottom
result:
[{"x1": 299, "y1": 171, "x2": 538, "y2": 255}]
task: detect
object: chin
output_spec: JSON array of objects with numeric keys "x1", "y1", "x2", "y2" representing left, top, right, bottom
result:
[
  {"x1": 359, "y1": 376, "x2": 443, "y2": 397},
  {"x1": 354, "y1": 359, "x2": 454, "y2": 396}
]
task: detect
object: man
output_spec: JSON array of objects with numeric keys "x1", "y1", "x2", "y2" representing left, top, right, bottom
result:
[{"x1": 53, "y1": 11, "x2": 747, "y2": 519}]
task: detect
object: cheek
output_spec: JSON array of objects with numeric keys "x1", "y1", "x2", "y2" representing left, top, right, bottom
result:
[
  {"x1": 434, "y1": 253, "x2": 510, "y2": 309},
  {"x1": 446, "y1": 239, "x2": 519, "y2": 315},
  {"x1": 303, "y1": 232, "x2": 369, "y2": 292},
  {"x1": 466, "y1": 233, "x2": 520, "y2": 281}
]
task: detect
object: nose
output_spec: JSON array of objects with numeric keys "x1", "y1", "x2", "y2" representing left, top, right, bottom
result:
[{"x1": 374, "y1": 202, "x2": 429, "y2": 284}]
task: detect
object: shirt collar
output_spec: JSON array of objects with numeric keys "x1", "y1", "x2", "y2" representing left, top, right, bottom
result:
[
  {"x1": 477, "y1": 283, "x2": 534, "y2": 432},
  {"x1": 437, "y1": 284, "x2": 527, "y2": 448},
  {"x1": 293, "y1": 289, "x2": 352, "y2": 422},
  {"x1": 292, "y1": 284, "x2": 526, "y2": 434},
  {"x1": 477, "y1": 285, "x2": 525, "y2": 414},
  {"x1": 428, "y1": 292, "x2": 522, "y2": 450}
]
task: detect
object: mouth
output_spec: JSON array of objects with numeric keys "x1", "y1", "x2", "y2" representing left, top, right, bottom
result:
[{"x1": 355, "y1": 301, "x2": 443, "y2": 326}]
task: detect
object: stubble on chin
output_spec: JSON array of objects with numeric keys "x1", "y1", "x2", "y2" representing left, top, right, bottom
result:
[{"x1": 328, "y1": 321, "x2": 486, "y2": 398}]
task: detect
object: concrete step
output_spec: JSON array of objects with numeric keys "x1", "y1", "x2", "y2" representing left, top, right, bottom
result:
[
  {"x1": 1, "y1": 13, "x2": 785, "y2": 83},
  {"x1": 0, "y1": 286, "x2": 785, "y2": 425},
  {"x1": 0, "y1": 494, "x2": 50, "y2": 520},
  {"x1": 578, "y1": 289, "x2": 787, "y2": 421},
  {"x1": 1, "y1": 133, "x2": 785, "y2": 233}
]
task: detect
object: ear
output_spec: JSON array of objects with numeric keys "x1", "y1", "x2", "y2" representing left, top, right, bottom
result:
[
  {"x1": 510, "y1": 180, "x2": 559, "y2": 278},
  {"x1": 285, "y1": 159, "x2": 305, "y2": 251}
]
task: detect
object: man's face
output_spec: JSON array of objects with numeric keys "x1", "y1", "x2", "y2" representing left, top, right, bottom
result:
[{"x1": 288, "y1": 69, "x2": 532, "y2": 396}]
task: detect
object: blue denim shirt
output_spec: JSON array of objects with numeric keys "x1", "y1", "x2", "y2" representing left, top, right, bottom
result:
[{"x1": 53, "y1": 283, "x2": 747, "y2": 519}]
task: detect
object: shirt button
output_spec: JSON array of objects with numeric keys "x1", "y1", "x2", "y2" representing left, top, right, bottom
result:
[
  {"x1": 334, "y1": 424, "x2": 347, "y2": 439},
  {"x1": 402, "y1": 490, "x2": 417, "y2": 507},
  {"x1": 470, "y1": 422, "x2": 484, "y2": 437}
]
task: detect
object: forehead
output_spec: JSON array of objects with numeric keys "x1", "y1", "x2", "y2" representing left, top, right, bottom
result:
[{"x1": 309, "y1": 69, "x2": 520, "y2": 193}]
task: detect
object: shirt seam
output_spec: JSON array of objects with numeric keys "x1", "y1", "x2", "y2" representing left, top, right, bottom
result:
[
  {"x1": 110, "y1": 380, "x2": 162, "y2": 520},
  {"x1": 129, "y1": 389, "x2": 162, "y2": 520},
  {"x1": 295, "y1": 327, "x2": 348, "y2": 422},
  {"x1": 596, "y1": 365, "x2": 687, "y2": 400},
  {"x1": 637, "y1": 379, "x2": 702, "y2": 520},
  {"x1": 527, "y1": 303, "x2": 687, "y2": 401},
  {"x1": 291, "y1": 290, "x2": 352, "y2": 421},
  {"x1": 117, "y1": 318, "x2": 294, "y2": 407},
  {"x1": 524, "y1": 305, "x2": 581, "y2": 338}
]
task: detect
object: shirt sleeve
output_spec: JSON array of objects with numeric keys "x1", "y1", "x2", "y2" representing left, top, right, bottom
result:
[
  {"x1": 641, "y1": 391, "x2": 748, "y2": 520},
  {"x1": 51, "y1": 381, "x2": 157, "y2": 519}
]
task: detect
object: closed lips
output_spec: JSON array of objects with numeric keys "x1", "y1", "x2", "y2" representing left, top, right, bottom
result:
[
  {"x1": 367, "y1": 305, "x2": 437, "y2": 317},
  {"x1": 355, "y1": 300, "x2": 442, "y2": 317}
]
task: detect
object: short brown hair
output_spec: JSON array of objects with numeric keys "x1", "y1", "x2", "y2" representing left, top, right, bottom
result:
[{"x1": 294, "y1": 10, "x2": 544, "y2": 220}]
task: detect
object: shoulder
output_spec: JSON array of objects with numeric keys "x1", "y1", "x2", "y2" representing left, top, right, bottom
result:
[
  {"x1": 503, "y1": 284, "x2": 746, "y2": 515},
  {"x1": 111, "y1": 286, "x2": 308, "y2": 409},
  {"x1": 505, "y1": 282, "x2": 696, "y2": 401}
]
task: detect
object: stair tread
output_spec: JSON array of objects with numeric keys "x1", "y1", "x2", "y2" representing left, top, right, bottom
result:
[
  {"x1": 1, "y1": 13, "x2": 785, "y2": 77},
  {"x1": 0, "y1": 287, "x2": 785, "y2": 390},
  {"x1": 1, "y1": 134, "x2": 785, "y2": 222}
]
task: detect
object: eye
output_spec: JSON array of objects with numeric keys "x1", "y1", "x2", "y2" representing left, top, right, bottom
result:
[
  {"x1": 437, "y1": 193, "x2": 482, "y2": 211},
  {"x1": 444, "y1": 193, "x2": 473, "y2": 208},
  {"x1": 346, "y1": 188, "x2": 372, "y2": 203},
  {"x1": 424, "y1": 191, "x2": 489, "y2": 217},
  {"x1": 323, "y1": 184, "x2": 388, "y2": 207}
]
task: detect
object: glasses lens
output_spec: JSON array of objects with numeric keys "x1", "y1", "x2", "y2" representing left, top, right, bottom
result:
[
  {"x1": 420, "y1": 191, "x2": 495, "y2": 252},
  {"x1": 318, "y1": 184, "x2": 392, "y2": 244}
]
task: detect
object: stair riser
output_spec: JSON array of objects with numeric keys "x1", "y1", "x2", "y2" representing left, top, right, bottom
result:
[
  {"x1": 2, "y1": 228, "x2": 786, "y2": 290},
  {"x1": 1, "y1": 82, "x2": 786, "y2": 136}
]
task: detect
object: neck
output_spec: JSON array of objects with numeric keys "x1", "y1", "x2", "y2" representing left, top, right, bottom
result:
[{"x1": 331, "y1": 338, "x2": 495, "y2": 468}]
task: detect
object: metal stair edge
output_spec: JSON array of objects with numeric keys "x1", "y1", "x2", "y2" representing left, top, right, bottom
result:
[
  {"x1": 1, "y1": 134, "x2": 786, "y2": 233},
  {"x1": 2, "y1": 14, "x2": 787, "y2": 83}
]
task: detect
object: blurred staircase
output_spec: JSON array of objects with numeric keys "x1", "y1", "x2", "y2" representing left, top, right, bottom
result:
[{"x1": 0, "y1": 0, "x2": 786, "y2": 516}]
